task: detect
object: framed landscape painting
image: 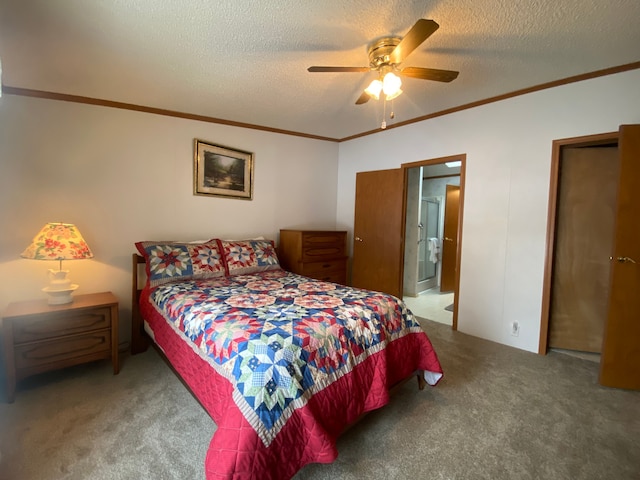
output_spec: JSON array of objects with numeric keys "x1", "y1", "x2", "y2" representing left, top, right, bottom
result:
[{"x1": 194, "y1": 139, "x2": 254, "y2": 200}]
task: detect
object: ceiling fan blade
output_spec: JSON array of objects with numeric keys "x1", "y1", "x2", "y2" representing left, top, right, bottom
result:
[
  {"x1": 308, "y1": 66, "x2": 370, "y2": 73},
  {"x1": 389, "y1": 19, "x2": 439, "y2": 65},
  {"x1": 400, "y1": 67, "x2": 459, "y2": 82},
  {"x1": 355, "y1": 91, "x2": 370, "y2": 105}
]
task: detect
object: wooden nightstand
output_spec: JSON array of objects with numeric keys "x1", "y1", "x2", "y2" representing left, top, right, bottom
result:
[
  {"x1": 2, "y1": 291, "x2": 119, "y2": 403},
  {"x1": 278, "y1": 230, "x2": 348, "y2": 285}
]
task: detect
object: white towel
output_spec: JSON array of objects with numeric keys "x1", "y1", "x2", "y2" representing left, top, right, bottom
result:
[{"x1": 427, "y1": 237, "x2": 440, "y2": 263}]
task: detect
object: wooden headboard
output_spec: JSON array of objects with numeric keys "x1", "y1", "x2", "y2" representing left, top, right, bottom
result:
[{"x1": 131, "y1": 253, "x2": 149, "y2": 354}]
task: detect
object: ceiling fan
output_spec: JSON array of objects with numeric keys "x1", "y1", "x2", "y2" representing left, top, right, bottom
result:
[{"x1": 308, "y1": 19, "x2": 459, "y2": 105}]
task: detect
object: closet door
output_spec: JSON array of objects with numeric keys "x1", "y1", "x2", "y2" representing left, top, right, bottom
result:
[{"x1": 600, "y1": 125, "x2": 640, "y2": 389}]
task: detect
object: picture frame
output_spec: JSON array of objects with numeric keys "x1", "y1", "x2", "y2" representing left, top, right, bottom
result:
[{"x1": 194, "y1": 139, "x2": 254, "y2": 200}]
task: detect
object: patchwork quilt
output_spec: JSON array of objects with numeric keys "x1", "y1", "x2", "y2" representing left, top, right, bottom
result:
[{"x1": 140, "y1": 269, "x2": 443, "y2": 479}]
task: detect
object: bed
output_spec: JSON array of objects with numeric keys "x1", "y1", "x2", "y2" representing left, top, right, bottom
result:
[{"x1": 131, "y1": 238, "x2": 443, "y2": 479}]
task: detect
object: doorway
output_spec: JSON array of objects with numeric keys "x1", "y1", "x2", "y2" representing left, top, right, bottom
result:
[
  {"x1": 402, "y1": 156, "x2": 465, "y2": 329},
  {"x1": 540, "y1": 125, "x2": 640, "y2": 390},
  {"x1": 541, "y1": 132, "x2": 619, "y2": 359},
  {"x1": 548, "y1": 143, "x2": 618, "y2": 360}
]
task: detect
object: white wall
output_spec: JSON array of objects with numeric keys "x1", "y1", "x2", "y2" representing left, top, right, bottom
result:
[
  {"x1": 336, "y1": 69, "x2": 640, "y2": 353},
  {"x1": 2, "y1": 69, "x2": 638, "y2": 355},
  {"x1": 0, "y1": 95, "x2": 339, "y2": 344}
]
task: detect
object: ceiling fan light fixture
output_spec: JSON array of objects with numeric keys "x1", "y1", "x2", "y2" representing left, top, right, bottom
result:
[
  {"x1": 364, "y1": 79, "x2": 382, "y2": 100},
  {"x1": 385, "y1": 88, "x2": 403, "y2": 101},
  {"x1": 308, "y1": 19, "x2": 459, "y2": 108},
  {"x1": 382, "y1": 72, "x2": 402, "y2": 98}
]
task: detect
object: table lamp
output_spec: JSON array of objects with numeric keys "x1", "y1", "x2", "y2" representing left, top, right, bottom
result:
[{"x1": 21, "y1": 223, "x2": 94, "y2": 305}]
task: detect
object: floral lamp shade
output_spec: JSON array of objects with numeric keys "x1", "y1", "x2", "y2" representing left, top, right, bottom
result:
[
  {"x1": 21, "y1": 223, "x2": 93, "y2": 305},
  {"x1": 21, "y1": 223, "x2": 93, "y2": 262}
]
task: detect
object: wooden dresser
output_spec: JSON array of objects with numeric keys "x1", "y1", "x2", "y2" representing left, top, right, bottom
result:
[{"x1": 278, "y1": 230, "x2": 348, "y2": 285}]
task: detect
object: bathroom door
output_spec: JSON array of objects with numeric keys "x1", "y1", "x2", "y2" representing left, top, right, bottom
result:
[{"x1": 441, "y1": 185, "x2": 460, "y2": 292}]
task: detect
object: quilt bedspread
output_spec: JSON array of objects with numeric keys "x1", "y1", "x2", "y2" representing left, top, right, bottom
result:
[{"x1": 140, "y1": 269, "x2": 443, "y2": 479}]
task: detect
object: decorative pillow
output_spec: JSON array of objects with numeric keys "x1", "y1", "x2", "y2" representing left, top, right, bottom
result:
[
  {"x1": 218, "y1": 239, "x2": 281, "y2": 276},
  {"x1": 135, "y1": 240, "x2": 225, "y2": 287}
]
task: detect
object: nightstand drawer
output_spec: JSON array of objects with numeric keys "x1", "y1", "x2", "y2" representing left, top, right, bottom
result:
[
  {"x1": 12, "y1": 308, "x2": 111, "y2": 344},
  {"x1": 14, "y1": 330, "x2": 111, "y2": 370},
  {"x1": 301, "y1": 259, "x2": 346, "y2": 276}
]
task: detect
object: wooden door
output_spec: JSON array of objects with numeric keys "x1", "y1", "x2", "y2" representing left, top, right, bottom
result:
[
  {"x1": 351, "y1": 169, "x2": 405, "y2": 298},
  {"x1": 440, "y1": 184, "x2": 460, "y2": 292},
  {"x1": 600, "y1": 125, "x2": 640, "y2": 389},
  {"x1": 549, "y1": 146, "x2": 619, "y2": 352}
]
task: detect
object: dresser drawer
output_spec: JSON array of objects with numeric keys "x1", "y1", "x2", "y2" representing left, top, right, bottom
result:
[
  {"x1": 309, "y1": 270, "x2": 347, "y2": 284},
  {"x1": 14, "y1": 330, "x2": 111, "y2": 370},
  {"x1": 301, "y1": 247, "x2": 346, "y2": 262},
  {"x1": 301, "y1": 259, "x2": 346, "y2": 276},
  {"x1": 301, "y1": 231, "x2": 346, "y2": 248},
  {"x1": 12, "y1": 308, "x2": 112, "y2": 344},
  {"x1": 301, "y1": 232, "x2": 346, "y2": 262}
]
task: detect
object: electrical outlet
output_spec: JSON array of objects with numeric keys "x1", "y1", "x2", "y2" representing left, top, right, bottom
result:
[{"x1": 511, "y1": 321, "x2": 520, "y2": 337}]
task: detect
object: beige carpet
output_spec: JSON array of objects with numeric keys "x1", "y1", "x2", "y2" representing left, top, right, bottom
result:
[{"x1": 1, "y1": 318, "x2": 638, "y2": 480}]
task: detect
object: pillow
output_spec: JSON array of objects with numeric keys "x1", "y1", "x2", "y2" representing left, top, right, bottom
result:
[
  {"x1": 218, "y1": 239, "x2": 281, "y2": 276},
  {"x1": 135, "y1": 240, "x2": 225, "y2": 287}
]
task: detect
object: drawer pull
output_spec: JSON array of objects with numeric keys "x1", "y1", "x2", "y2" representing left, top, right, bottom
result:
[{"x1": 322, "y1": 264, "x2": 331, "y2": 268}]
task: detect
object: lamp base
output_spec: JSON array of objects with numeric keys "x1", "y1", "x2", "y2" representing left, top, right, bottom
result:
[{"x1": 42, "y1": 284, "x2": 79, "y2": 305}]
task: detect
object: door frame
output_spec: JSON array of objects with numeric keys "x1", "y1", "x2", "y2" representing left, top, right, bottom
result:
[
  {"x1": 538, "y1": 131, "x2": 619, "y2": 354},
  {"x1": 402, "y1": 154, "x2": 466, "y2": 330},
  {"x1": 416, "y1": 195, "x2": 443, "y2": 293}
]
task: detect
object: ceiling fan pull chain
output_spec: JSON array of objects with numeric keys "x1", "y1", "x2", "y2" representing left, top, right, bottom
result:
[{"x1": 381, "y1": 100, "x2": 387, "y2": 129}]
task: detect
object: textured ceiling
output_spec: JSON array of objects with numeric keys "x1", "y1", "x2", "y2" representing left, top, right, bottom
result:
[{"x1": 1, "y1": 0, "x2": 639, "y2": 140}]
